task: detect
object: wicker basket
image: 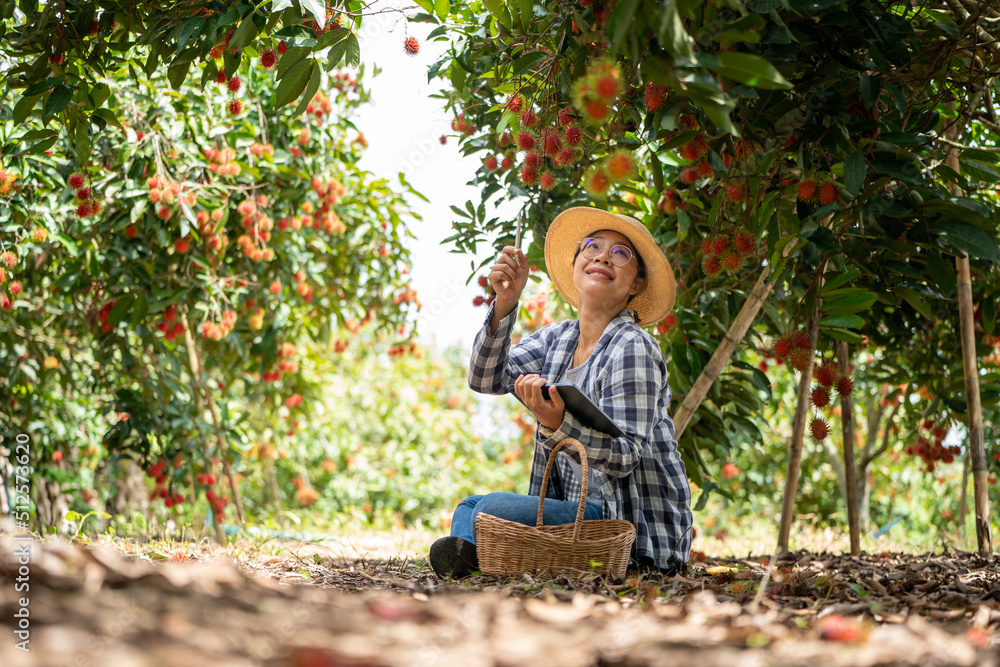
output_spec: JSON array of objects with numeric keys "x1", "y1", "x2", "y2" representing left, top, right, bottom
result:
[{"x1": 475, "y1": 438, "x2": 636, "y2": 578}]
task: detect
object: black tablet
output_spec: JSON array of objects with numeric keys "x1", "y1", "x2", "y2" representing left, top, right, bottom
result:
[{"x1": 542, "y1": 383, "x2": 625, "y2": 438}]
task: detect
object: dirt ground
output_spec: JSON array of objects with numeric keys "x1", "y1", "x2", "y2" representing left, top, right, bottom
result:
[{"x1": 1, "y1": 525, "x2": 999, "y2": 667}]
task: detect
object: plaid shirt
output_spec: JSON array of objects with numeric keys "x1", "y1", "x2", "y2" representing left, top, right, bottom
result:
[{"x1": 469, "y1": 303, "x2": 693, "y2": 570}]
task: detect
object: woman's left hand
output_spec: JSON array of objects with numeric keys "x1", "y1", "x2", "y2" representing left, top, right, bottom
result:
[{"x1": 514, "y1": 374, "x2": 565, "y2": 432}]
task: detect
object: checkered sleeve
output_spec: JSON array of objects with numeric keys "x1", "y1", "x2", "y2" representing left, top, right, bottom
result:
[
  {"x1": 467, "y1": 302, "x2": 567, "y2": 396},
  {"x1": 537, "y1": 331, "x2": 662, "y2": 478}
]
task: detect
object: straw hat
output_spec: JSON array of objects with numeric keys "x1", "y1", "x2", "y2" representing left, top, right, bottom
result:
[{"x1": 543, "y1": 206, "x2": 675, "y2": 325}]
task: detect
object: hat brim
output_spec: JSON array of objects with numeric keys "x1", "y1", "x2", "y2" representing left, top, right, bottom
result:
[{"x1": 543, "y1": 207, "x2": 676, "y2": 325}]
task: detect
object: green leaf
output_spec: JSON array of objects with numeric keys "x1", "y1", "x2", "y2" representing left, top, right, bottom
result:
[
  {"x1": 52, "y1": 233, "x2": 79, "y2": 257},
  {"x1": 859, "y1": 73, "x2": 879, "y2": 108},
  {"x1": 658, "y1": 0, "x2": 694, "y2": 62},
  {"x1": 13, "y1": 94, "x2": 38, "y2": 125},
  {"x1": 822, "y1": 290, "x2": 877, "y2": 313},
  {"x1": 926, "y1": 251, "x2": 957, "y2": 296},
  {"x1": 823, "y1": 327, "x2": 864, "y2": 344},
  {"x1": 108, "y1": 294, "x2": 136, "y2": 327},
  {"x1": 608, "y1": 0, "x2": 639, "y2": 54},
  {"x1": 345, "y1": 33, "x2": 360, "y2": 68},
  {"x1": 229, "y1": 11, "x2": 259, "y2": 51},
  {"x1": 167, "y1": 59, "x2": 192, "y2": 90},
  {"x1": 707, "y1": 52, "x2": 791, "y2": 90},
  {"x1": 434, "y1": 0, "x2": 450, "y2": 20},
  {"x1": 844, "y1": 152, "x2": 866, "y2": 196},
  {"x1": 275, "y1": 59, "x2": 315, "y2": 109},
  {"x1": 932, "y1": 220, "x2": 1000, "y2": 262},
  {"x1": 484, "y1": 0, "x2": 512, "y2": 29},
  {"x1": 92, "y1": 108, "x2": 122, "y2": 130},
  {"x1": 512, "y1": 51, "x2": 546, "y2": 74},
  {"x1": 131, "y1": 293, "x2": 149, "y2": 327},
  {"x1": 495, "y1": 110, "x2": 514, "y2": 138},
  {"x1": 961, "y1": 159, "x2": 1000, "y2": 184},
  {"x1": 44, "y1": 85, "x2": 73, "y2": 116},
  {"x1": 515, "y1": 0, "x2": 533, "y2": 32},
  {"x1": 898, "y1": 287, "x2": 934, "y2": 321},
  {"x1": 819, "y1": 314, "x2": 864, "y2": 328},
  {"x1": 299, "y1": 0, "x2": 326, "y2": 26},
  {"x1": 821, "y1": 268, "x2": 861, "y2": 293},
  {"x1": 292, "y1": 59, "x2": 322, "y2": 117}
]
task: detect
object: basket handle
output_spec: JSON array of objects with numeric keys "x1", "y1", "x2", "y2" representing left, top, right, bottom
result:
[{"x1": 536, "y1": 437, "x2": 589, "y2": 540}]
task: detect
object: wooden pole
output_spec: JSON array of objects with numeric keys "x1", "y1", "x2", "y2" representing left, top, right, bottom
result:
[
  {"x1": 944, "y1": 117, "x2": 992, "y2": 556},
  {"x1": 836, "y1": 340, "x2": 861, "y2": 555},
  {"x1": 777, "y1": 310, "x2": 819, "y2": 552},
  {"x1": 673, "y1": 265, "x2": 775, "y2": 439},
  {"x1": 958, "y1": 452, "x2": 970, "y2": 539}
]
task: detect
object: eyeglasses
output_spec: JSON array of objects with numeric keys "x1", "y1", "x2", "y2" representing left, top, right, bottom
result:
[{"x1": 578, "y1": 237, "x2": 634, "y2": 267}]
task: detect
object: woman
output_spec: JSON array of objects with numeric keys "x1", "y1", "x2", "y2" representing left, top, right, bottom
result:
[{"x1": 429, "y1": 206, "x2": 692, "y2": 578}]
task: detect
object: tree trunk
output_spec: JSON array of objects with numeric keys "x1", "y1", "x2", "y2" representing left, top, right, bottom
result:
[
  {"x1": 945, "y1": 117, "x2": 992, "y2": 556},
  {"x1": 958, "y1": 451, "x2": 970, "y2": 539},
  {"x1": 777, "y1": 310, "x2": 820, "y2": 552},
  {"x1": 837, "y1": 341, "x2": 861, "y2": 555},
  {"x1": 674, "y1": 265, "x2": 775, "y2": 439}
]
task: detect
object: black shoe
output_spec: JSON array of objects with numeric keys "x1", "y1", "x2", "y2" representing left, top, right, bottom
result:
[{"x1": 429, "y1": 536, "x2": 479, "y2": 579}]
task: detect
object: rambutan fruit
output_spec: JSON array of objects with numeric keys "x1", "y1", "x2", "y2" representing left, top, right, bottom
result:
[
  {"x1": 67, "y1": 172, "x2": 85, "y2": 190},
  {"x1": 733, "y1": 231, "x2": 757, "y2": 256},
  {"x1": 76, "y1": 201, "x2": 93, "y2": 218},
  {"x1": 260, "y1": 49, "x2": 277, "y2": 69},
  {"x1": 594, "y1": 74, "x2": 618, "y2": 101},
  {"x1": 797, "y1": 179, "x2": 818, "y2": 201},
  {"x1": 678, "y1": 142, "x2": 702, "y2": 162},
  {"x1": 403, "y1": 36, "x2": 420, "y2": 56},
  {"x1": 227, "y1": 75, "x2": 242, "y2": 93},
  {"x1": 76, "y1": 187, "x2": 91, "y2": 201},
  {"x1": 542, "y1": 129, "x2": 562, "y2": 157},
  {"x1": 540, "y1": 172, "x2": 556, "y2": 190},
  {"x1": 505, "y1": 95, "x2": 524, "y2": 113},
  {"x1": 836, "y1": 375, "x2": 854, "y2": 397},
  {"x1": 773, "y1": 337, "x2": 793, "y2": 361},
  {"x1": 697, "y1": 160, "x2": 714, "y2": 178},
  {"x1": 584, "y1": 99, "x2": 609, "y2": 123},
  {"x1": 725, "y1": 181, "x2": 746, "y2": 202},
  {"x1": 644, "y1": 82, "x2": 667, "y2": 111},
  {"x1": 788, "y1": 349, "x2": 811, "y2": 372},
  {"x1": 516, "y1": 131, "x2": 536, "y2": 151},
  {"x1": 811, "y1": 386, "x2": 830, "y2": 408},
  {"x1": 520, "y1": 108, "x2": 537, "y2": 127},
  {"x1": 818, "y1": 182, "x2": 838, "y2": 205},
  {"x1": 501, "y1": 155, "x2": 514, "y2": 170},
  {"x1": 9, "y1": 281, "x2": 22, "y2": 296},
  {"x1": 484, "y1": 155, "x2": 498, "y2": 171},
  {"x1": 701, "y1": 237, "x2": 715, "y2": 256},
  {"x1": 721, "y1": 251, "x2": 743, "y2": 272},
  {"x1": 524, "y1": 152, "x2": 542, "y2": 170},
  {"x1": 175, "y1": 237, "x2": 189, "y2": 253},
  {"x1": 228, "y1": 99, "x2": 244, "y2": 115},
  {"x1": 814, "y1": 363, "x2": 837, "y2": 388},
  {"x1": 583, "y1": 167, "x2": 611, "y2": 197},
  {"x1": 810, "y1": 418, "x2": 829, "y2": 442},
  {"x1": 702, "y1": 255, "x2": 723, "y2": 277},
  {"x1": 606, "y1": 152, "x2": 635, "y2": 182},
  {"x1": 679, "y1": 113, "x2": 698, "y2": 130},
  {"x1": 792, "y1": 331, "x2": 810, "y2": 349},
  {"x1": 564, "y1": 125, "x2": 582, "y2": 146},
  {"x1": 519, "y1": 167, "x2": 538, "y2": 186},
  {"x1": 557, "y1": 147, "x2": 576, "y2": 166},
  {"x1": 679, "y1": 167, "x2": 699, "y2": 184},
  {"x1": 277, "y1": 41, "x2": 288, "y2": 55},
  {"x1": 711, "y1": 235, "x2": 731, "y2": 256},
  {"x1": 558, "y1": 109, "x2": 574, "y2": 125}
]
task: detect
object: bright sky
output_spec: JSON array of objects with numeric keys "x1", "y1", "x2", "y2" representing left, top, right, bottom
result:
[{"x1": 354, "y1": 5, "x2": 516, "y2": 353}]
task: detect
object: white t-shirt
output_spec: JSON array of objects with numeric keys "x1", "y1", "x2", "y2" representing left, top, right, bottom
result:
[{"x1": 555, "y1": 357, "x2": 606, "y2": 509}]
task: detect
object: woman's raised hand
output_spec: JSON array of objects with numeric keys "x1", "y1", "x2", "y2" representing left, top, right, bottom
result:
[{"x1": 488, "y1": 246, "x2": 528, "y2": 322}]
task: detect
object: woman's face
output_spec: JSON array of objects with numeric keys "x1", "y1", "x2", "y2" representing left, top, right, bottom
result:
[{"x1": 571, "y1": 230, "x2": 645, "y2": 309}]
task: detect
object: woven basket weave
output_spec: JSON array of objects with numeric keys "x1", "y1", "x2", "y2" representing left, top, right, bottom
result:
[{"x1": 475, "y1": 438, "x2": 636, "y2": 578}]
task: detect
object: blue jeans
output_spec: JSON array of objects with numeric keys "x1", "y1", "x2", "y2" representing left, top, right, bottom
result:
[{"x1": 450, "y1": 492, "x2": 604, "y2": 544}]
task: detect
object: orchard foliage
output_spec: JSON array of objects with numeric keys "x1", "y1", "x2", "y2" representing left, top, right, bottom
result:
[
  {"x1": 429, "y1": 0, "x2": 1000, "y2": 487},
  {"x1": 0, "y1": 2, "x2": 427, "y2": 527}
]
